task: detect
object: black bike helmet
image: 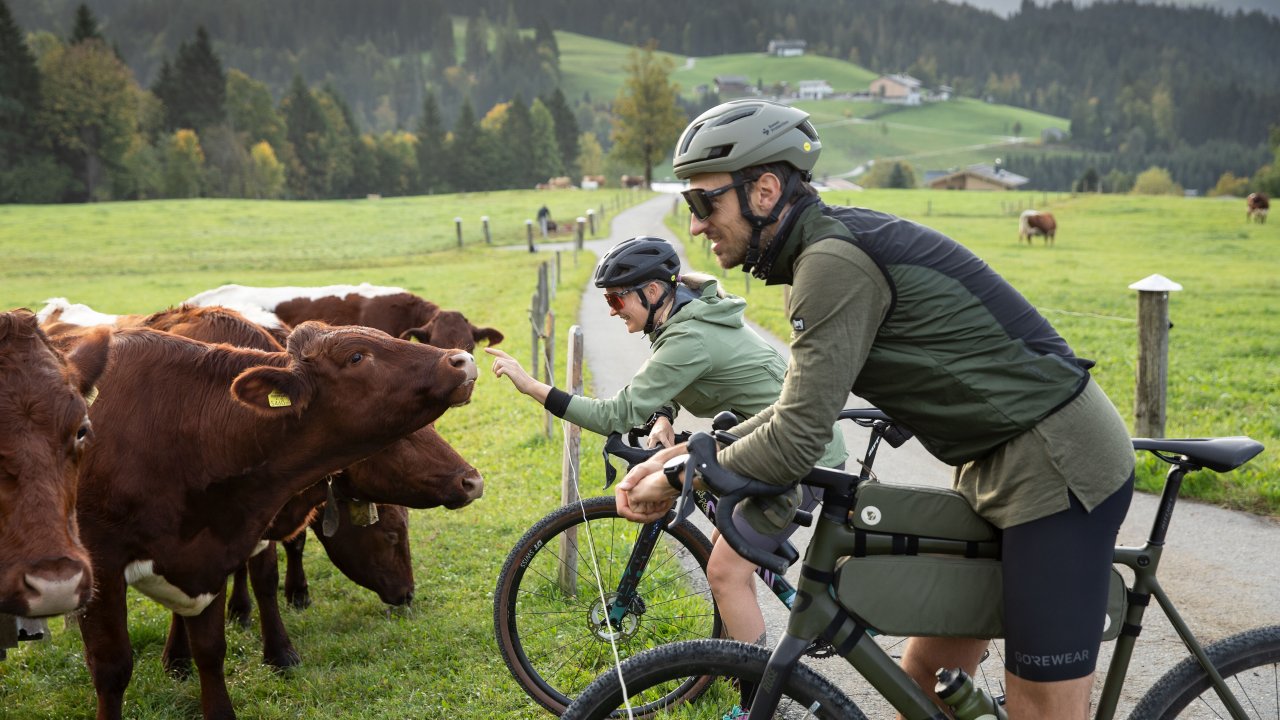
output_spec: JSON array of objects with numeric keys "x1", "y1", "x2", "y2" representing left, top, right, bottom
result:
[
  {"x1": 593, "y1": 236, "x2": 680, "y2": 289},
  {"x1": 593, "y1": 237, "x2": 680, "y2": 334}
]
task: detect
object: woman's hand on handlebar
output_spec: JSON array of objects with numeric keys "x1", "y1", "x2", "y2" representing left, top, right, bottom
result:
[
  {"x1": 615, "y1": 443, "x2": 686, "y2": 523},
  {"x1": 646, "y1": 415, "x2": 675, "y2": 449}
]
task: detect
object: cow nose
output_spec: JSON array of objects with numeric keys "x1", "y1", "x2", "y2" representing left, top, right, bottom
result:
[
  {"x1": 462, "y1": 473, "x2": 484, "y2": 500},
  {"x1": 449, "y1": 352, "x2": 477, "y2": 382},
  {"x1": 23, "y1": 560, "x2": 90, "y2": 617}
]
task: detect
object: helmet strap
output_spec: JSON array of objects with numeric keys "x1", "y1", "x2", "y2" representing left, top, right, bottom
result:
[
  {"x1": 637, "y1": 282, "x2": 674, "y2": 335},
  {"x1": 734, "y1": 170, "x2": 804, "y2": 278}
]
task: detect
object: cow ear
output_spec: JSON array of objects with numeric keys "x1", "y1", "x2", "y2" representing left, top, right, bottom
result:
[
  {"x1": 232, "y1": 366, "x2": 311, "y2": 416},
  {"x1": 399, "y1": 328, "x2": 430, "y2": 344},
  {"x1": 472, "y1": 327, "x2": 503, "y2": 347},
  {"x1": 64, "y1": 326, "x2": 112, "y2": 397}
]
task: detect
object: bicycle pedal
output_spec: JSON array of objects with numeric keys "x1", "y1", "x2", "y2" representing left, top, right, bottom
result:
[{"x1": 803, "y1": 638, "x2": 837, "y2": 658}]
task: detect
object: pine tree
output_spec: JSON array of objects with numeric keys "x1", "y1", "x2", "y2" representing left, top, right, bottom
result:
[
  {"x1": 281, "y1": 74, "x2": 330, "y2": 198},
  {"x1": 0, "y1": 0, "x2": 42, "y2": 159},
  {"x1": 415, "y1": 91, "x2": 446, "y2": 194},
  {"x1": 447, "y1": 98, "x2": 485, "y2": 192},
  {"x1": 69, "y1": 3, "x2": 103, "y2": 45},
  {"x1": 158, "y1": 26, "x2": 226, "y2": 132},
  {"x1": 542, "y1": 87, "x2": 579, "y2": 179}
]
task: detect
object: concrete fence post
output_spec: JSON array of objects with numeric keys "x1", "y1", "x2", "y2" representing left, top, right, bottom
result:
[
  {"x1": 1129, "y1": 274, "x2": 1182, "y2": 438},
  {"x1": 558, "y1": 324, "x2": 585, "y2": 596}
]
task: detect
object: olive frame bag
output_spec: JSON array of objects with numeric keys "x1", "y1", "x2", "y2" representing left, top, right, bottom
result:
[{"x1": 834, "y1": 481, "x2": 1126, "y2": 640}]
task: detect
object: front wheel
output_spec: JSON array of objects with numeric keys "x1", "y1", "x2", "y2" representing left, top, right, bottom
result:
[
  {"x1": 563, "y1": 639, "x2": 867, "y2": 719},
  {"x1": 494, "y1": 495, "x2": 722, "y2": 715},
  {"x1": 1129, "y1": 624, "x2": 1280, "y2": 719}
]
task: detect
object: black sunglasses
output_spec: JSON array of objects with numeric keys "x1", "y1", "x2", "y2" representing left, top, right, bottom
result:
[{"x1": 681, "y1": 179, "x2": 749, "y2": 221}]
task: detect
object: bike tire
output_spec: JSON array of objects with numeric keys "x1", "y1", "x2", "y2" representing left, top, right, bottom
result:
[
  {"x1": 494, "y1": 495, "x2": 722, "y2": 716},
  {"x1": 562, "y1": 639, "x2": 867, "y2": 719},
  {"x1": 1129, "y1": 624, "x2": 1280, "y2": 719}
]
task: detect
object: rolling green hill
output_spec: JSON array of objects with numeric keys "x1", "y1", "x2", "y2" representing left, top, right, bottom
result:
[{"x1": 552, "y1": 30, "x2": 1069, "y2": 185}]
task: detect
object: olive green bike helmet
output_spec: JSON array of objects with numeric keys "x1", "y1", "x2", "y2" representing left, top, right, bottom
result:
[{"x1": 672, "y1": 100, "x2": 821, "y2": 180}]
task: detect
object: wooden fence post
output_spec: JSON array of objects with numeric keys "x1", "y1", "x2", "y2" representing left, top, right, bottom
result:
[
  {"x1": 1130, "y1": 274, "x2": 1182, "y2": 438},
  {"x1": 575, "y1": 217, "x2": 585, "y2": 251},
  {"x1": 558, "y1": 325, "x2": 584, "y2": 596},
  {"x1": 454, "y1": 217, "x2": 463, "y2": 247},
  {"x1": 482, "y1": 215, "x2": 491, "y2": 244},
  {"x1": 587, "y1": 209, "x2": 596, "y2": 236},
  {"x1": 543, "y1": 309, "x2": 555, "y2": 439},
  {"x1": 526, "y1": 219, "x2": 535, "y2": 253}
]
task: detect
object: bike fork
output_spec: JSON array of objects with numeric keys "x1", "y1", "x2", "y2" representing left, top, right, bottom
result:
[{"x1": 603, "y1": 519, "x2": 666, "y2": 628}]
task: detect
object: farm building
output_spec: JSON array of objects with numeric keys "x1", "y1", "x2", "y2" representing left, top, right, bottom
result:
[
  {"x1": 767, "y1": 39, "x2": 807, "y2": 57},
  {"x1": 797, "y1": 80, "x2": 834, "y2": 100},
  {"x1": 927, "y1": 163, "x2": 1029, "y2": 191},
  {"x1": 870, "y1": 74, "x2": 922, "y2": 105},
  {"x1": 714, "y1": 75, "x2": 754, "y2": 97}
]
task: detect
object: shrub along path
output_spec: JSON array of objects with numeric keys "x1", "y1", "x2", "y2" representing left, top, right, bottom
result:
[{"x1": 537, "y1": 193, "x2": 1279, "y2": 717}]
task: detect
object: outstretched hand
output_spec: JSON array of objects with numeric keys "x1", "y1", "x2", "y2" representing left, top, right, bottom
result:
[{"x1": 486, "y1": 348, "x2": 537, "y2": 394}]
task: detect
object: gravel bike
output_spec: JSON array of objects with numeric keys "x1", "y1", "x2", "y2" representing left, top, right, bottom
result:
[
  {"x1": 561, "y1": 423, "x2": 1270, "y2": 719},
  {"x1": 494, "y1": 410, "x2": 906, "y2": 716}
]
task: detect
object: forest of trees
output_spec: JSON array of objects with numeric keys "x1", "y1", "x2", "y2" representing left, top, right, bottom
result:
[
  {"x1": 0, "y1": 1, "x2": 621, "y2": 202},
  {"x1": 4, "y1": 0, "x2": 1280, "y2": 201}
]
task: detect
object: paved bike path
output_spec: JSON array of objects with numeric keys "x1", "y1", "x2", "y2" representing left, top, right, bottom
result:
[{"x1": 559, "y1": 194, "x2": 1278, "y2": 716}]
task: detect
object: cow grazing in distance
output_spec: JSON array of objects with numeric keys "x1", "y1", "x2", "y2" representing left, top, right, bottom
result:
[
  {"x1": 53, "y1": 322, "x2": 475, "y2": 720},
  {"x1": 1247, "y1": 192, "x2": 1269, "y2": 224},
  {"x1": 185, "y1": 283, "x2": 503, "y2": 353},
  {"x1": 1019, "y1": 209, "x2": 1057, "y2": 246},
  {"x1": 0, "y1": 310, "x2": 109, "y2": 619}
]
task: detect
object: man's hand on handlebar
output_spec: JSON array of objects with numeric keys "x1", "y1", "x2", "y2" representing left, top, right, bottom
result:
[
  {"x1": 615, "y1": 443, "x2": 687, "y2": 523},
  {"x1": 646, "y1": 415, "x2": 676, "y2": 449}
]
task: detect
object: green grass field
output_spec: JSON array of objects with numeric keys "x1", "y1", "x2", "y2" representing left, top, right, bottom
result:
[
  {"x1": 0, "y1": 188, "x2": 1274, "y2": 719},
  {"x1": 667, "y1": 190, "x2": 1279, "y2": 513}
]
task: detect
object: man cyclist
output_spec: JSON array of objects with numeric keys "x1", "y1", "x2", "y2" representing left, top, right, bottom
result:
[
  {"x1": 616, "y1": 99, "x2": 1135, "y2": 720},
  {"x1": 487, "y1": 235, "x2": 846, "y2": 655}
]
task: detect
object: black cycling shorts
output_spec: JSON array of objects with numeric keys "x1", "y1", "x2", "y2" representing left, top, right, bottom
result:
[{"x1": 1002, "y1": 473, "x2": 1134, "y2": 682}]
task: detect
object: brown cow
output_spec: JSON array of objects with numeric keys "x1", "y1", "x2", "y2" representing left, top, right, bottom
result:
[
  {"x1": 1018, "y1": 209, "x2": 1057, "y2": 246},
  {"x1": 184, "y1": 284, "x2": 503, "y2": 353},
  {"x1": 0, "y1": 310, "x2": 108, "y2": 619},
  {"x1": 55, "y1": 322, "x2": 475, "y2": 720},
  {"x1": 129, "y1": 305, "x2": 480, "y2": 675},
  {"x1": 1247, "y1": 192, "x2": 1269, "y2": 224}
]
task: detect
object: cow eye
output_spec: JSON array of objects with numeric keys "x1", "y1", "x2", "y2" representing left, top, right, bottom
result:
[
  {"x1": 348, "y1": 352, "x2": 363, "y2": 365},
  {"x1": 74, "y1": 418, "x2": 93, "y2": 451}
]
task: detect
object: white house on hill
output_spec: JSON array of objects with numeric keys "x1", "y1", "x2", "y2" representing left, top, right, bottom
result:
[
  {"x1": 767, "y1": 39, "x2": 807, "y2": 57},
  {"x1": 797, "y1": 80, "x2": 834, "y2": 100}
]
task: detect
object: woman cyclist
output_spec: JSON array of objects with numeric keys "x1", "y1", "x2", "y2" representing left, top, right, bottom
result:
[{"x1": 487, "y1": 235, "x2": 846, "y2": 653}]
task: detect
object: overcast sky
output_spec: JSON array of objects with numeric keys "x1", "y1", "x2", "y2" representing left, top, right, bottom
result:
[{"x1": 943, "y1": 0, "x2": 1280, "y2": 17}]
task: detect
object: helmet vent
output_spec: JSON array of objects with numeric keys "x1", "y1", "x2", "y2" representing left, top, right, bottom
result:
[
  {"x1": 706, "y1": 145, "x2": 733, "y2": 160},
  {"x1": 678, "y1": 123, "x2": 704, "y2": 156},
  {"x1": 715, "y1": 107, "x2": 759, "y2": 127}
]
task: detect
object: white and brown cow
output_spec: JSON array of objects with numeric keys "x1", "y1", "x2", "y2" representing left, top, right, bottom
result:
[
  {"x1": 0, "y1": 310, "x2": 108, "y2": 620},
  {"x1": 185, "y1": 283, "x2": 503, "y2": 353},
  {"x1": 50, "y1": 321, "x2": 475, "y2": 720},
  {"x1": 1018, "y1": 210, "x2": 1057, "y2": 246},
  {"x1": 1247, "y1": 192, "x2": 1269, "y2": 224}
]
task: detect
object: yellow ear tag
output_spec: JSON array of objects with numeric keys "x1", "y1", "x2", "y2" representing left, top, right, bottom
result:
[
  {"x1": 84, "y1": 386, "x2": 99, "y2": 407},
  {"x1": 408, "y1": 335, "x2": 420, "y2": 343},
  {"x1": 267, "y1": 389, "x2": 292, "y2": 408}
]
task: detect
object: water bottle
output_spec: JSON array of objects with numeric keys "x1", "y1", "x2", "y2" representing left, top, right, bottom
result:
[{"x1": 934, "y1": 667, "x2": 1004, "y2": 720}]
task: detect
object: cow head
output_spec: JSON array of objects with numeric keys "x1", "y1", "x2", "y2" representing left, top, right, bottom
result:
[
  {"x1": 232, "y1": 323, "x2": 477, "y2": 442},
  {"x1": 335, "y1": 424, "x2": 482, "y2": 509},
  {"x1": 399, "y1": 310, "x2": 503, "y2": 354},
  {"x1": 312, "y1": 504, "x2": 413, "y2": 606},
  {"x1": 0, "y1": 310, "x2": 109, "y2": 617}
]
